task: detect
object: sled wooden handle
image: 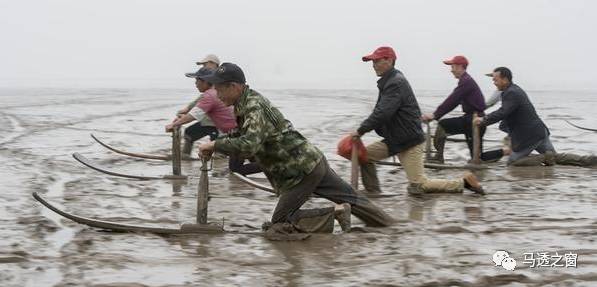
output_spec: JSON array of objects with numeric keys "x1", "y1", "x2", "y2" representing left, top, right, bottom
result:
[
  {"x1": 472, "y1": 112, "x2": 481, "y2": 164},
  {"x1": 197, "y1": 157, "x2": 209, "y2": 224},
  {"x1": 171, "y1": 127, "x2": 182, "y2": 176},
  {"x1": 425, "y1": 121, "x2": 432, "y2": 161},
  {"x1": 351, "y1": 137, "x2": 360, "y2": 191}
]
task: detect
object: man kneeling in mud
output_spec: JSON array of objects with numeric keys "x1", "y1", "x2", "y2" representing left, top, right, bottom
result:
[
  {"x1": 198, "y1": 63, "x2": 395, "y2": 235},
  {"x1": 353, "y1": 46, "x2": 485, "y2": 195},
  {"x1": 475, "y1": 67, "x2": 597, "y2": 167}
]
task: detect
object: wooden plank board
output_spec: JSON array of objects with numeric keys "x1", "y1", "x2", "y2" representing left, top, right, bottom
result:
[
  {"x1": 32, "y1": 192, "x2": 211, "y2": 234},
  {"x1": 375, "y1": 160, "x2": 489, "y2": 170}
]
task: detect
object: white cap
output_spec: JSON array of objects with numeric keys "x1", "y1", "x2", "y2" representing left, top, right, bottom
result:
[{"x1": 196, "y1": 54, "x2": 220, "y2": 66}]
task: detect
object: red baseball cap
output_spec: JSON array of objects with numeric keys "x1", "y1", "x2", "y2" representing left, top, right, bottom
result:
[
  {"x1": 362, "y1": 46, "x2": 397, "y2": 62},
  {"x1": 443, "y1": 55, "x2": 469, "y2": 66}
]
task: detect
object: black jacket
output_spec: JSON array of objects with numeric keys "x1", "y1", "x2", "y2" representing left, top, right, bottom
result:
[
  {"x1": 357, "y1": 68, "x2": 425, "y2": 155},
  {"x1": 482, "y1": 83, "x2": 549, "y2": 152}
]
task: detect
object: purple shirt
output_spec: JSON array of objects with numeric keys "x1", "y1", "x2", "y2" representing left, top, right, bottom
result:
[{"x1": 433, "y1": 72, "x2": 486, "y2": 119}]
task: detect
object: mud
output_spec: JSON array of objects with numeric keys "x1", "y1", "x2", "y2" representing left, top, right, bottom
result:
[{"x1": 1, "y1": 87, "x2": 596, "y2": 286}]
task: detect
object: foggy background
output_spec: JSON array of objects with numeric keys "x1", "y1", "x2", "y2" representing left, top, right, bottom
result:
[{"x1": 1, "y1": 0, "x2": 595, "y2": 91}]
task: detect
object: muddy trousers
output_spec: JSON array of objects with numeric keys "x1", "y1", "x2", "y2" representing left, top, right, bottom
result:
[
  {"x1": 435, "y1": 115, "x2": 503, "y2": 162},
  {"x1": 491, "y1": 129, "x2": 595, "y2": 167},
  {"x1": 508, "y1": 152, "x2": 595, "y2": 167},
  {"x1": 184, "y1": 122, "x2": 218, "y2": 141},
  {"x1": 271, "y1": 158, "x2": 395, "y2": 233},
  {"x1": 505, "y1": 130, "x2": 556, "y2": 166},
  {"x1": 361, "y1": 142, "x2": 464, "y2": 194},
  {"x1": 553, "y1": 153, "x2": 597, "y2": 167},
  {"x1": 182, "y1": 123, "x2": 219, "y2": 155}
]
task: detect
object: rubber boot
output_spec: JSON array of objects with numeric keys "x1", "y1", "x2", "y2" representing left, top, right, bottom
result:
[
  {"x1": 431, "y1": 125, "x2": 446, "y2": 163},
  {"x1": 182, "y1": 137, "x2": 193, "y2": 159},
  {"x1": 360, "y1": 162, "x2": 382, "y2": 193},
  {"x1": 334, "y1": 203, "x2": 351, "y2": 232}
]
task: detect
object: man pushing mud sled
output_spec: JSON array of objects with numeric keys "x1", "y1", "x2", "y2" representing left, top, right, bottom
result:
[
  {"x1": 197, "y1": 63, "x2": 396, "y2": 237},
  {"x1": 34, "y1": 49, "x2": 595, "y2": 241}
]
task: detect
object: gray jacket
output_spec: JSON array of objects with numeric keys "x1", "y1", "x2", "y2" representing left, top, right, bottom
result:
[
  {"x1": 482, "y1": 83, "x2": 549, "y2": 152},
  {"x1": 358, "y1": 68, "x2": 425, "y2": 155}
]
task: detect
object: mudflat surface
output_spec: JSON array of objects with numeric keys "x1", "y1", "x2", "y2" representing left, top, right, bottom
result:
[{"x1": 1, "y1": 88, "x2": 596, "y2": 286}]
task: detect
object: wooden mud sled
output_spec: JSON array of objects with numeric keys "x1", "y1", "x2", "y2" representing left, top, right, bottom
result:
[
  {"x1": 34, "y1": 157, "x2": 229, "y2": 235},
  {"x1": 76, "y1": 128, "x2": 189, "y2": 180},
  {"x1": 378, "y1": 118, "x2": 489, "y2": 171}
]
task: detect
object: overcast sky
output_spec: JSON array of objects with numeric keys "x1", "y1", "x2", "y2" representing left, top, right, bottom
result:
[{"x1": 1, "y1": 0, "x2": 595, "y2": 90}]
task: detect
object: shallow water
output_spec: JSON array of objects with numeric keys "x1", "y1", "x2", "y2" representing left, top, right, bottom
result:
[{"x1": 1, "y1": 87, "x2": 596, "y2": 286}]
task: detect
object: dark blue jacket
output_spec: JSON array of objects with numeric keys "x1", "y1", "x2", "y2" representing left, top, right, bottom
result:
[{"x1": 482, "y1": 83, "x2": 549, "y2": 152}]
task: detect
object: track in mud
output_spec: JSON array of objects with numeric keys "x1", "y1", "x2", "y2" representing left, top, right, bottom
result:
[{"x1": 1, "y1": 88, "x2": 596, "y2": 286}]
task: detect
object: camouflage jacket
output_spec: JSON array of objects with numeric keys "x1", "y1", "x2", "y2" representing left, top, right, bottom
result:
[{"x1": 214, "y1": 87, "x2": 323, "y2": 194}]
